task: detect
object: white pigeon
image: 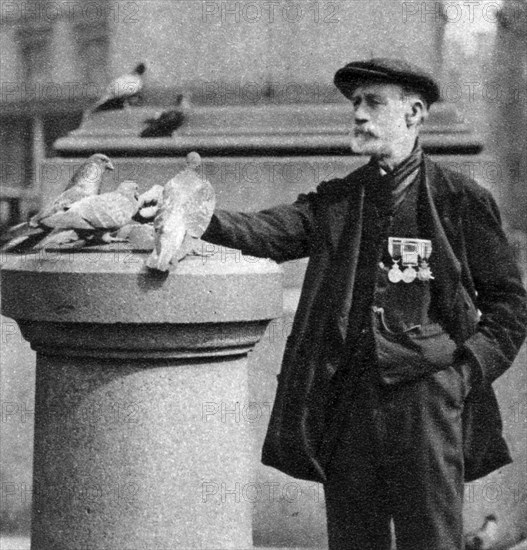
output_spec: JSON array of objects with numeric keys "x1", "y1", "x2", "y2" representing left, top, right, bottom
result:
[
  {"x1": 89, "y1": 62, "x2": 146, "y2": 114},
  {"x1": 146, "y1": 152, "x2": 216, "y2": 272}
]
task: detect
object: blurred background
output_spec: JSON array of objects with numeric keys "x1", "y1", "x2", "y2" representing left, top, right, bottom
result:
[
  {"x1": 0, "y1": 0, "x2": 526, "y2": 233},
  {"x1": 1, "y1": 0, "x2": 526, "y2": 548}
]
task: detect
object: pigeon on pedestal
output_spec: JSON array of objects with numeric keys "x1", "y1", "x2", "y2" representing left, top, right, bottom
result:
[
  {"x1": 1, "y1": 154, "x2": 114, "y2": 251},
  {"x1": 35, "y1": 180, "x2": 140, "y2": 249},
  {"x1": 146, "y1": 152, "x2": 215, "y2": 272}
]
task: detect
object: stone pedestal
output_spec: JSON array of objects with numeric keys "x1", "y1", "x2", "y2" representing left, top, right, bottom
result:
[{"x1": 1, "y1": 247, "x2": 282, "y2": 550}]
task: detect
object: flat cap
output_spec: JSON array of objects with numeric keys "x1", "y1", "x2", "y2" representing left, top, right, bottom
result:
[{"x1": 334, "y1": 57, "x2": 440, "y2": 106}]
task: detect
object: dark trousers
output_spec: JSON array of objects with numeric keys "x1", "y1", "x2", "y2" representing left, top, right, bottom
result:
[{"x1": 324, "y1": 365, "x2": 466, "y2": 550}]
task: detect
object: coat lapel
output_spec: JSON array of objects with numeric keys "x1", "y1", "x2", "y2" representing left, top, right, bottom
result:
[
  {"x1": 323, "y1": 163, "x2": 372, "y2": 251},
  {"x1": 418, "y1": 157, "x2": 464, "y2": 324},
  {"x1": 322, "y1": 165, "x2": 375, "y2": 342}
]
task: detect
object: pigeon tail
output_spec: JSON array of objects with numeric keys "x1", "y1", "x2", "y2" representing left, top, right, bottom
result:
[
  {"x1": 0, "y1": 224, "x2": 48, "y2": 252},
  {"x1": 34, "y1": 229, "x2": 80, "y2": 250},
  {"x1": 145, "y1": 248, "x2": 172, "y2": 272},
  {"x1": 0, "y1": 221, "x2": 30, "y2": 244}
]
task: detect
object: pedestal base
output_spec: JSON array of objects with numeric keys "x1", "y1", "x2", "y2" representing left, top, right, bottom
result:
[{"x1": 31, "y1": 354, "x2": 253, "y2": 550}]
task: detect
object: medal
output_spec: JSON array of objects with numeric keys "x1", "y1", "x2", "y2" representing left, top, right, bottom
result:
[
  {"x1": 417, "y1": 240, "x2": 434, "y2": 281},
  {"x1": 388, "y1": 259, "x2": 403, "y2": 283},
  {"x1": 387, "y1": 237, "x2": 433, "y2": 284},
  {"x1": 417, "y1": 259, "x2": 434, "y2": 281},
  {"x1": 402, "y1": 266, "x2": 417, "y2": 283}
]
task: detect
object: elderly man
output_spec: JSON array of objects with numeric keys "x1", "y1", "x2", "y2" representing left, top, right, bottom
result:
[{"x1": 202, "y1": 59, "x2": 527, "y2": 549}]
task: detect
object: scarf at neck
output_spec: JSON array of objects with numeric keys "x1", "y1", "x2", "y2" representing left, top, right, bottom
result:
[{"x1": 366, "y1": 141, "x2": 424, "y2": 213}]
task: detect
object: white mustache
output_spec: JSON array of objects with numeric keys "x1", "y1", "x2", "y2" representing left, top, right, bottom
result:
[{"x1": 352, "y1": 128, "x2": 377, "y2": 138}]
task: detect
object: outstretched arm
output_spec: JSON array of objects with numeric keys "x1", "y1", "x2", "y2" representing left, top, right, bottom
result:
[{"x1": 202, "y1": 193, "x2": 316, "y2": 263}]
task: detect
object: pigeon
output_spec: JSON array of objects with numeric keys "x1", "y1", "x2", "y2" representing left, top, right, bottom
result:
[
  {"x1": 140, "y1": 94, "x2": 191, "y2": 137},
  {"x1": 465, "y1": 514, "x2": 499, "y2": 550},
  {"x1": 88, "y1": 62, "x2": 146, "y2": 114},
  {"x1": 35, "y1": 180, "x2": 140, "y2": 249},
  {"x1": 146, "y1": 152, "x2": 215, "y2": 272},
  {"x1": 0, "y1": 154, "x2": 114, "y2": 251},
  {"x1": 134, "y1": 184, "x2": 164, "y2": 221}
]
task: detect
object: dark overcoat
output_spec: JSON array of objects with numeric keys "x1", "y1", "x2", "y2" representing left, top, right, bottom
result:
[{"x1": 203, "y1": 156, "x2": 527, "y2": 483}]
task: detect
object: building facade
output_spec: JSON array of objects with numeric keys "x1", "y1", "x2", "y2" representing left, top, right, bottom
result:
[{"x1": 0, "y1": 0, "x2": 445, "y2": 231}]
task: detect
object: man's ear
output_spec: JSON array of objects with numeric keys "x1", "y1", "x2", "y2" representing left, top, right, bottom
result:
[{"x1": 405, "y1": 98, "x2": 427, "y2": 128}]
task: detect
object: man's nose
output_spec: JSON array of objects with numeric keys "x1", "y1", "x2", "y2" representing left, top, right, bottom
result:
[{"x1": 353, "y1": 104, "x2": 369, "y2": 124}]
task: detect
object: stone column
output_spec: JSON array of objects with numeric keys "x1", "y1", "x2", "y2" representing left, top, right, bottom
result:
[{"x1": 1, "y1": 246, "x2": 282, "y2": 550}]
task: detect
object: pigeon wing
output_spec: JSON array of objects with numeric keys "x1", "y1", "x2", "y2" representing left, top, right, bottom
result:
[
  {"x1": 33, "y1": 189, "x2": 82, "y2": 226},
  {"x1": 183, "y1": 179, "x2": 216, "y2": 238},
  {"x1": 146, "y1": 178, "x2": 188, "y2": 271},
  {"x1": 42, "y1": 199, "x2": 94, "y2": 230},
  {"x1": 103, "y1": 73, "x2": 142, "y2": 103},
  {"x1": 45, "y1": 192, "x2": 138, "y2": 230},
  {"x1": 153, "y1": 177, "x2": 189, "y2": 232},
  {"x1": 31, "y1": 181, "x2": 93, "y2": 226},
  {"x1": 81, "y1": 192, "x2": 139, "y2": 229}
]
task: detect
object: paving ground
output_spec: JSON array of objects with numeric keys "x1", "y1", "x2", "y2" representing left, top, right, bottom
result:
[
  {"x1": 0, "y1": 542, "x2": 333, "y2": 550},
  {"x1": 2, "y1": 537, "x2": 527, "y2": 550}
]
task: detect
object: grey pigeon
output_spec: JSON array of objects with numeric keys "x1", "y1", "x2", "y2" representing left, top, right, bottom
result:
[
  {"x1": 146, "y1": 152, "x2": 215, "y2": 272},
  {"x1": 140, "y1": 94, "x2": 191, "y2": 137},
  {"x1": 1, "y1": 153, "x2": 114, "y2": 251},
  {"x1": 36, "y1": 180, "x2": 140, "y2": 248}
]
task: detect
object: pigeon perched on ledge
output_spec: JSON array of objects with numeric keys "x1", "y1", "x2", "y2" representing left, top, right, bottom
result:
[
  {"x1": 87, "y1": 62, "x2": 146, "y2": 115},
  {"x1": 133, "y1": 184, "x2": 164, "y2": 222},
  {"x1": 140, "y1": 95, "x2": 191, "y2": 137},
  {"x1": 146, "y1": 152, "x2": 215, "y2": 272},
  {"x1": 0, "y1": 154, "x2": 114, "y2": 251},
  {"x1": 35, "y1": 180, "x2": 140, "y2": 249}
]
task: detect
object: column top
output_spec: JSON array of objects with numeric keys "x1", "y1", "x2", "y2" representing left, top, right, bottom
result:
[{"x1": 1, "y1": 247, "x2": 283, "y2": 325}]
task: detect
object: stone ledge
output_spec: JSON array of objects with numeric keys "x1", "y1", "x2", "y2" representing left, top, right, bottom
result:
[
  {"x1": 54, "y1": 103, "x2": 482, "y2": 157},
  {"x1": 1, "y1": 251, "x2": 282, "y2": 325}
]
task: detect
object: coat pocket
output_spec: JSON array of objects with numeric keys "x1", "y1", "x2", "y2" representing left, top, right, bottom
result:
[{"x1": 373, "y1": 307, "x2": 458, "y2": 385}]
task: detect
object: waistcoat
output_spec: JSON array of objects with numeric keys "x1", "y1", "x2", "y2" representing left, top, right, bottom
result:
[{"x1": 359, "y1": 171, "x2": 458, "y2": 384}]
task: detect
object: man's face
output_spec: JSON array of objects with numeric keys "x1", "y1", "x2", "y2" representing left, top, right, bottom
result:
[{"x1": 348, "y1": 82, "x2": 413, "y2": 158}]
